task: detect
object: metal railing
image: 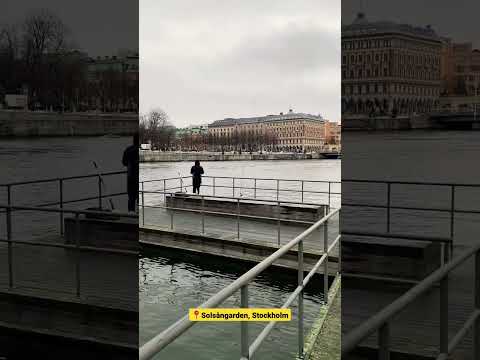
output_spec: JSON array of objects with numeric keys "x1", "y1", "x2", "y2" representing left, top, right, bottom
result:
[
  {"x1": 342, "y1": 179, "x2": 480, "y2": 263},
  {"x1": 139, "y1": 189, "x2": 333, "y2": 246},
  {"x1": 139, "y1": 207, "x2": 341, "y2": 360},
  {"x1": 1, "y1": 170, "x2": 127, "y2": 235},
  {"x1": 141, "y1": 176, "x2": 341, "y2": 207},
  {"x1": 0, "y1": 171, "x2": 135, "y2": 298},
  {"x1": 0, "y1": 203, "x2": 137, "y2": 297},
  {"x1": 342, "y1": 242, "x2": 480, "y2": 360}
]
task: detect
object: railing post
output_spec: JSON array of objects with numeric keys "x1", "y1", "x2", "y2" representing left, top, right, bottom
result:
[
  {"x1": 202, "y1": 196, "x2": 205, "y2": 234},
  {"x1": 75, "y1": 213, "x2": 81, "y2": 298},
  {"x1": 440, "y1": 269, "x2": 449, "y2": 356},
  {"x1": 233, "y1": 178, "x2": 235, "y2": 197},
  {"x1": 450, "y1": 185, "x2": 455, "y2": 256},
  {"x1": 213, "y1": 177, "x2": 216, "y2": 196},
  {"x1": 386, "y1": 182, "x2": 391, "y2": 233},
  {"x1": 142, "y1": 182, "x2": 145, "y2": 226},
  {"x1": 163, "y1": 179, "x2": 166, "y2": 203},
  {"x1": 277, "y1": 201, "x2": 281, "y2": 247},
  {"x1": 474, "y1": 250, "x2": 480, "y2": 359},
  {"x1": 301, "y1": 181, "x2": 304, "y2": 203},
  {"x1": 237, "y1": 199, "x2": 240, "y2": 239},
  {"x1": 170, "y1": 204, "x2": 174, "y2": 230},
  {"x1": 254, "y1": 179, "x2": 257, "y2": 199},
  {"x1": 277, "y1": 179, "x2": 280, "y2": 201},
  {"x1": 7, "y1": 185, "x2": 13, "y2": 289},
  {"x1": 59, "y1": 179, "x2": 64, "y2": 235},
  {"x1": 98, "y1": 175, "x2": 102, "y2": 209},
  {"x1": 328, "y1": 182, "x2": 331, "y2": 209},
  {"x1": 324, "y1": 218, "x2": 329, "y2": 303},
  {"x1": 241, "y1": 285, "x2": 249, "y2": 359},
  {"x1": 338, "y1": 235, "x2": 342, "y2": 275},
  {"x1": 379, "y1": 323, "x2": 390, "y2": 360},
  {"x1": 298, "y1": 239, "x2": 304, "y2": 359}
]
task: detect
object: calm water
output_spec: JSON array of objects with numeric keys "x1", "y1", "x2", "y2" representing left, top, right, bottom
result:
[
  {"x1": 139, "y1": 159, "x2": 340, "y2": 359},
  {"x1": 342, "y1": 130, "x2": 480, "y2": 248},
  {"x1": 140, "y1": 249, "x2": 327, "y2": 360},
  {"x1": 0, "y1": 136, "x2": 131, "y2": 241}
]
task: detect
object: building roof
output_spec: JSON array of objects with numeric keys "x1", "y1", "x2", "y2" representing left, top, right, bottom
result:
[
  {"x1": 342, "y1": 12, "x2": 442, "y2": 42},
  {"x1": 209, "y1": 112, "x2": 324, "y2": 127}
]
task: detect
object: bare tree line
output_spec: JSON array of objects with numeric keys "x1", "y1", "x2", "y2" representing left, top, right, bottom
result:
[{"x1": 0, "y1": 8, "x2": 138, "y2": 112}]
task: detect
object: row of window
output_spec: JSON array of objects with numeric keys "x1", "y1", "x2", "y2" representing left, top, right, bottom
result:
[
  {"x1": 342, "y1": 38, "x2": 439, "y2": 52},
  {"x1": 342, "y1": 83, "x2": 440, "y2": 96}
]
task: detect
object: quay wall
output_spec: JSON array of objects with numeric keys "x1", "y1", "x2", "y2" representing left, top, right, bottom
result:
[
  {"x1": 0, "y1": 110, "x2": 138, "y2": 136},
  {"x1": 342, "y1": 115, "x2": 435, "y2": 131},
  {"x1": 140, "y1": 151, "x2": 326, "y2": 162}
]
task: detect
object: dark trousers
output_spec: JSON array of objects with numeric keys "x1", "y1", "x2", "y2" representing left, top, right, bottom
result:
[
  {"x1": 127, "y1": 178, "x2": 137, "y2": 211},
  {"x1": 193, "y1": 185, "x2": 200, "y2": 194},
  {"x1": 128, "y1": 193, "x2": 137, "y2": 212}
]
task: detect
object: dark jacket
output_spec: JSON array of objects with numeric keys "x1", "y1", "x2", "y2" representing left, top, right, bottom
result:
[
  {"x1": 123, "y1": 145, "x2": 139, "y2": 191},
  {"x1": 190, "y1": 165, "x2": 204, "y2": 185}
]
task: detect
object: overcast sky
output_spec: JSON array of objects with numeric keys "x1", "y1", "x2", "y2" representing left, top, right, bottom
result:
[
  {"x1": 2, "y1": 0, "x2": 138, "y2": 57},
  {"x1": 140, "y1": 1, "x2": 341, "y2": 127}
]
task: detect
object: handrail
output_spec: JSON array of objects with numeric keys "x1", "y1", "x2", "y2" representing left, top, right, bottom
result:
[
  {"x1": 141, "y1": 190, "x2": 330, "y2": 208},
  {"x1": 0, "y1": 203, "x2": 137, "y2": 218},
  {"x1": 139, "y1": 207, "x2": 340, "y2": 360},
  {"x1": 143, "y1": 176, "x2": 341, "y2": 185},
  {"x1": 342, "y1": 242, "x2": 480, "y2": 358},
  {"x1": 0, "y1": 170, "x2": 126, "y2": 187}
]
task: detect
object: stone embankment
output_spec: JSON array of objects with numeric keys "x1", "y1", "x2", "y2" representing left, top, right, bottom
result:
[
  {"x1": 140, "y1": 151, "x2": 330, "y2": 162},
  {"x1": 0, "y1": 110, "x2": 137, "y2": 136}
]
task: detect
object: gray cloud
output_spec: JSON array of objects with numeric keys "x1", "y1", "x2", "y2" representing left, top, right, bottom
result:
[{"x1": 140, "y1": 0, "x2": 340, "y2": 127}]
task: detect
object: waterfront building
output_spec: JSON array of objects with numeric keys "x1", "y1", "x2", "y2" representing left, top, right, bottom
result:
[
  {"x1": 208, "y1": 110, "x2": 326, "y2": 152},
  {"x1": 441, "y1": 41, "x2": 480, "y2": 97},
  {"x1": 324, "y1": 121, "x2": 341, "y2": 145},
  {"x1": 342, "y1": 13, "x2": 443, "y2": 116}
]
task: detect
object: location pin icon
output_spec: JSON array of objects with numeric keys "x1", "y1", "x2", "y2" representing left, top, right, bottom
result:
[{"x1": 194, "y1": 310, "x2": 199, "y2": 320}]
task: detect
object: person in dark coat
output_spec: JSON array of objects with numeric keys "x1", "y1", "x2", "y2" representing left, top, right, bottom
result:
[
  {"x1": 122, "y1": 133, "x2": 139, "y2": 211},
  {"x1": 190, "y1": 160, "x2": 204, "y2": 194}
]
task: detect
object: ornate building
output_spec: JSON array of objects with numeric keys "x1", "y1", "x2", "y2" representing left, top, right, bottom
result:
[
  {"x1": 342, "y1": 13, "x2": 442, "y2": 116},
  {"x1": 208, "y1": 110, "x2": 326, "y2": 152},
  {"x1": 441, "y1": 41, "x2": 480, "y2": 96}
]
